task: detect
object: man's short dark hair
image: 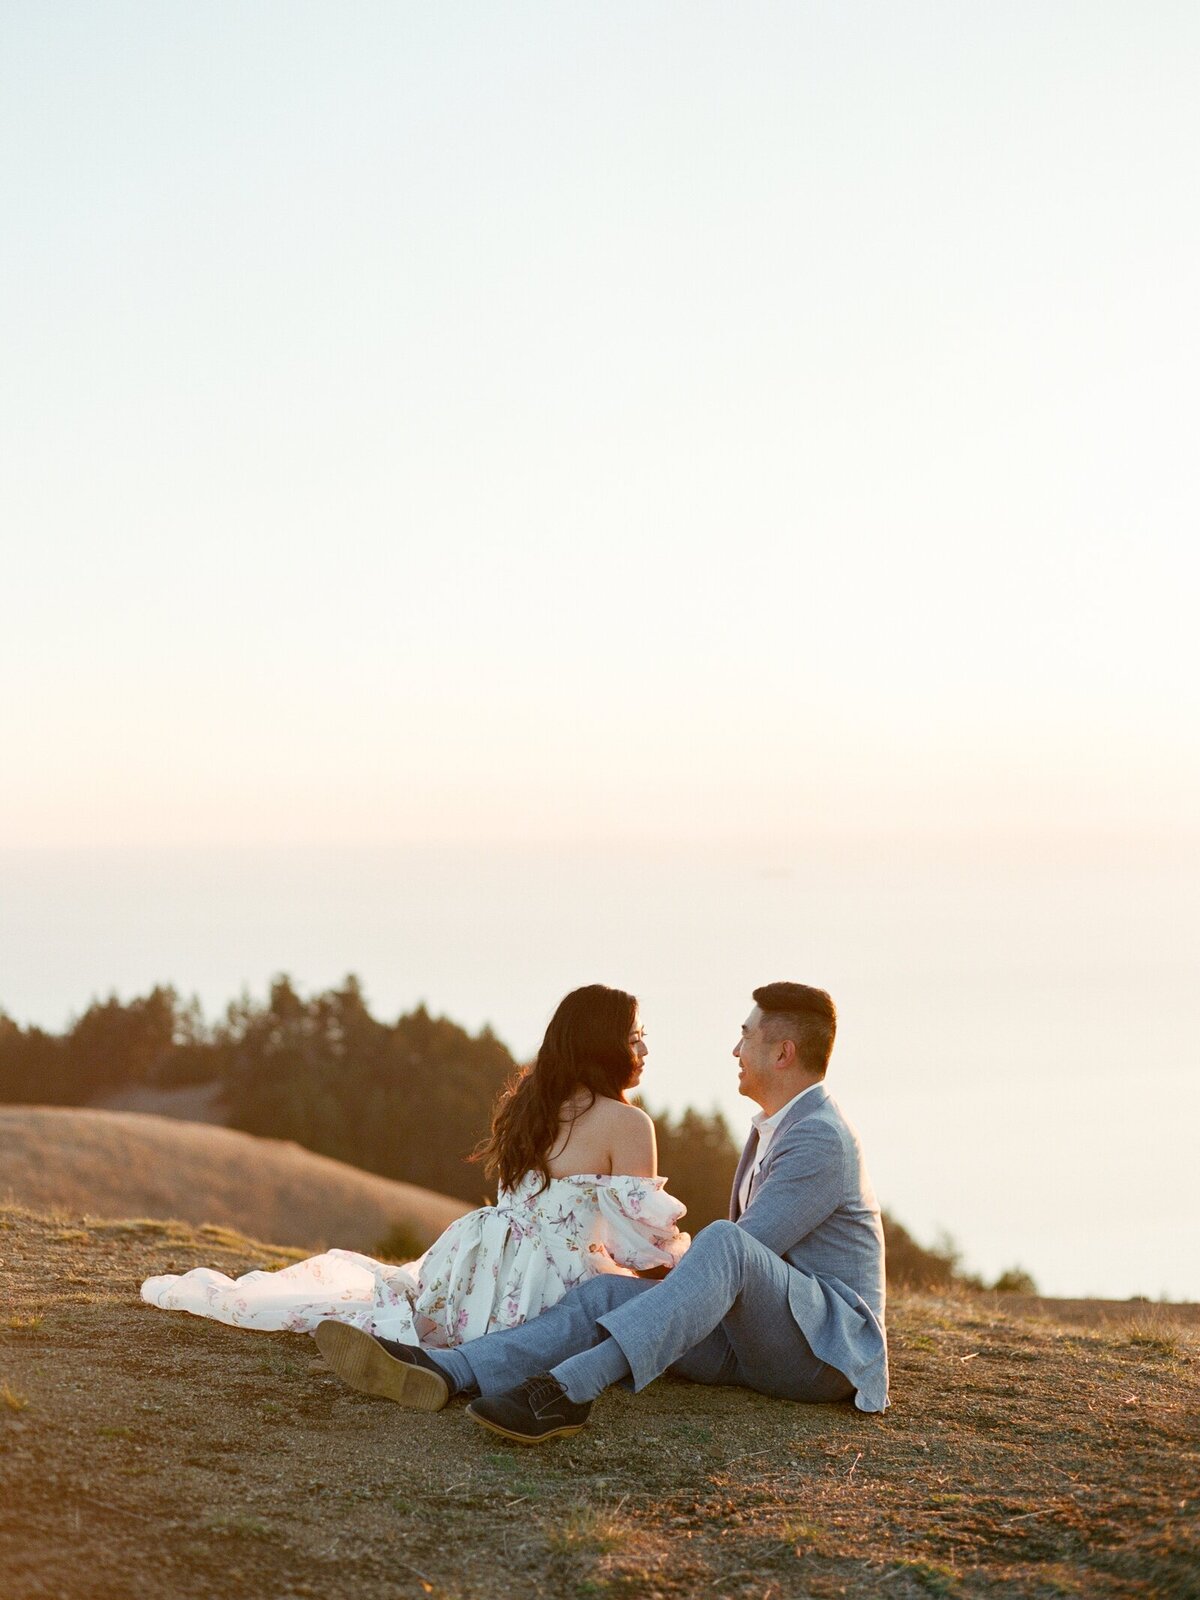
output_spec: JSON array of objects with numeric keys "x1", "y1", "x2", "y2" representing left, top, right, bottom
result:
[{"x1": 752, "y1": 982, "x2": 837, "y2": 1076}]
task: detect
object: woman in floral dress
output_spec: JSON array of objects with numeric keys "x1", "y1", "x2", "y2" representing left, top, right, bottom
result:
[{"x1": 141, "y1": 985, "x2": 689, "y2": 1344}]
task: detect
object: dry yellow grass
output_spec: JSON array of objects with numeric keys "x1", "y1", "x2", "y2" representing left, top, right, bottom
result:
[
  {"x1": 1, "y1": 1204, "x2": 1197, "y2": 1599},
  {"x1": 0, "y1": 1106, "x2": 468, "y2": 1253}
]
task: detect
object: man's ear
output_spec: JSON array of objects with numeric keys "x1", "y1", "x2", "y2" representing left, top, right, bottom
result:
[{"x1": 777, "y1": 1037, "x2": 796, "y2": 1068}]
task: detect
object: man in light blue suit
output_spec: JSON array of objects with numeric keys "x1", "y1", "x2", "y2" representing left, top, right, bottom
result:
[{"x1": 318, "y1": 982, "x2": 888, "y2": 1442}]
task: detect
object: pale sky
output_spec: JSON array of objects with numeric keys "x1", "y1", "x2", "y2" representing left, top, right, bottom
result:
[{"x1": 3, "y1": 2, "x2": 1198, "y2": 851}]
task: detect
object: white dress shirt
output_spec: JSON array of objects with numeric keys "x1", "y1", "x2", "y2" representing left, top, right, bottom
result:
[{"x1": 737, "y1": 1082, "x2": 823, "y2": 1214}]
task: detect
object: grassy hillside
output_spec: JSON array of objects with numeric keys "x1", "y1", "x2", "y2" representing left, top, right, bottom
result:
[
  {"x1": 0, "y1": 1107, "x2": 468, "y2": 1254},
  {"x1": 1, "y1": 1203, "x2": 1196, "y2": 1599}
]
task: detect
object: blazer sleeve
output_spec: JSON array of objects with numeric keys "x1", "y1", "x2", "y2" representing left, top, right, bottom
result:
[{"x1": 735, "y1": 1119, "x2": 844, "y2": 1257}]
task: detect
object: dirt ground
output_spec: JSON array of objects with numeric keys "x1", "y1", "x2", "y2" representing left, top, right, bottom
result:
[{"x1": 2, "y1": 1203, "x2": 1197, "y2": 1600}]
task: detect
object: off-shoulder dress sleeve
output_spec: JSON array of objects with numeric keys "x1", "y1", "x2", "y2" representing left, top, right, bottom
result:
[{"x1": 591, "y1": 1176, "x2": 690, "y2": 1271}]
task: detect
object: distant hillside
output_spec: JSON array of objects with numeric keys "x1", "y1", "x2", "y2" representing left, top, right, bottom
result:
[
  {"x1": 92, "y1": 1081, "x2": 227, "y2": 1124},
  {"x1": 0, "y1": 1107, "x2": 469, "y2": 1253},
  {"x1": 0, "y1": 978, "x2": 520, "y2": 1207}
]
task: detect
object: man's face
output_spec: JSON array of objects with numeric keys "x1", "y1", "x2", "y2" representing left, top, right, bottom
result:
[{"x1": 733, "y1": 1005, "x2": 775, "y2": 1105}]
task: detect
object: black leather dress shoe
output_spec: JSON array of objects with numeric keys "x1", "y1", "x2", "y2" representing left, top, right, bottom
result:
[
  {"x1": 466, "y1": 1374, "x2": 592, "y2": 1444},
  {"x1": 314, "y1": 1322, "x2": 449, "y2": 1411}
]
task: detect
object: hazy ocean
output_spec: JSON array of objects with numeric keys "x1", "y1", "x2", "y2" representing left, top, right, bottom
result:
[{"x1": 3, "y1": 842, "x2": 1197, "y2": 1302}]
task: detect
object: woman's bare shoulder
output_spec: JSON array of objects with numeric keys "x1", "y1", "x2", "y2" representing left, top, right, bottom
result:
[
  {"x1": 615, "y1": 1100, "x2": 655, "y2": 1132},
  {"x1": 580, "y1": 1097, "x2": 654, "y2": 1132},
  {"x1": 606, "y1": 1100, "x2": 657, "y2": 1177},
  {"x1": 560, "y1": 1093, "x2": 646, "y2": 1122}
]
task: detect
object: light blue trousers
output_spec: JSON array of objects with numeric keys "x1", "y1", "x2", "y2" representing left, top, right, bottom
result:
[{"x1": 456, "y1": 1219, "x2": 854, "y2": 1404}]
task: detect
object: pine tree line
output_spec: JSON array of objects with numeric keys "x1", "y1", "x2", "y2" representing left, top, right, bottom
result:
[{"x1": 0, "y1": 977, "x2": 741, "y2": 1227}]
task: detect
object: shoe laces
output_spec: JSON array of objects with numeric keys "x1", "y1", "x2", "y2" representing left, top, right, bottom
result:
[{"x1": 520, "y1": 1374, "x2": 567, "y2": 1414}]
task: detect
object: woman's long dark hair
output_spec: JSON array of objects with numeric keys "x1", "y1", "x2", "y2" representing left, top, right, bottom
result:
[{"x1": 475, "y1": 985, "x2": 640, "y2": 1195}]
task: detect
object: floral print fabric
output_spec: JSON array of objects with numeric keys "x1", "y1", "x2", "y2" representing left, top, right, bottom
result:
[{"x1": 140, "y1": 1173, "x2": 689, "y2": 1346}]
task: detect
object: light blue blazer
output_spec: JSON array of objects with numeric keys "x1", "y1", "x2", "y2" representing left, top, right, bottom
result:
[{"x1": 730, "y1": 1083, "x2": 889, "y2": 1412}]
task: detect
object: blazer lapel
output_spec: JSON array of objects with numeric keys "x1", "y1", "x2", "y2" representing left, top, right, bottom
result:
[
  {"x1": 729, "y1": 1129, "x2": 759, "y2": 1221},
  {"x1": 744, "y1": 1084, "x2": 832, "y2": 1196}
]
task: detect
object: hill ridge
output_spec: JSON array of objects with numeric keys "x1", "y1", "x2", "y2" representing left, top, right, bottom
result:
[{"x1": 0, "y1": 1105, "x2": 468, "y2": 1253}]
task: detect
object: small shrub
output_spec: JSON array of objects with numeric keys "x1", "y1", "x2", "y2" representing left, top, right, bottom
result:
[
  {"x1": 1119, "y1": 1307, "x2": 1186, "y2": 1357},
  {"x1": 883, "y1": 1218, "x2": 962, "y2": 1290},
  {"x1": 992, "y1": 1267, "x2": 1037, "y2": 1294},
  {"x1": 544, "y1": 1506, "x2": 626, "y2": 1555}
]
